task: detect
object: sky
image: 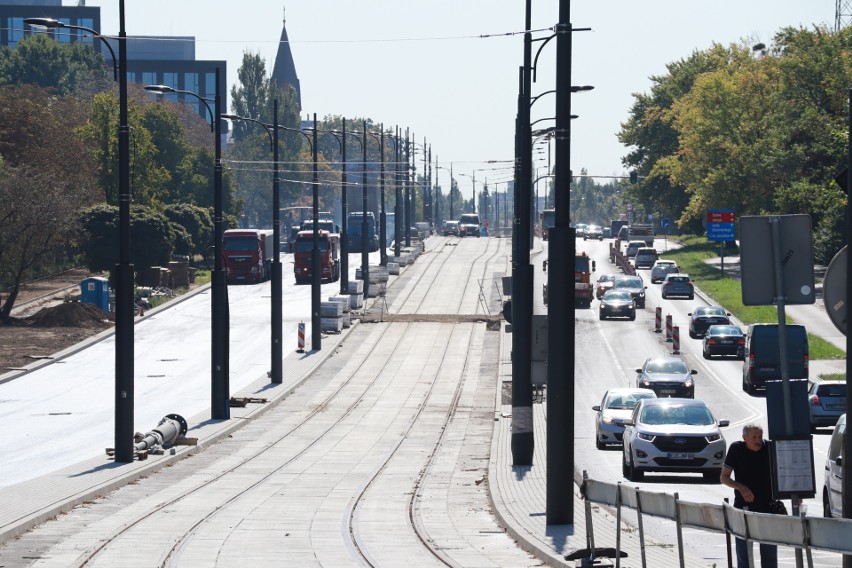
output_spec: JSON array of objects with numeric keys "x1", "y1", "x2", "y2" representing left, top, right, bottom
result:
[{"x1": 84, "y1": 1, "x2": 833, "y2": 196}]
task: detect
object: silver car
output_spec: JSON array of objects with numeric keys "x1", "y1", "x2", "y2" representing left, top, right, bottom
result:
[
  {"x1": 650, "y1": 260, "x2": 679, "y2": 283},
  {"x1": 622, "y1": 398, "x2": 729, "y2": 481},
  {"x1": 636, "y1": 356, "x2": 697, "y2": 398},
  {"x1": 593, "y1": 388, "x2": 657, "y2": 449}
]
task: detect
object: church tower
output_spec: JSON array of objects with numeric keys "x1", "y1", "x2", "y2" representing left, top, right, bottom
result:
[{"x1": 271, "y1": 7, "x2": 302, "y2": 109}]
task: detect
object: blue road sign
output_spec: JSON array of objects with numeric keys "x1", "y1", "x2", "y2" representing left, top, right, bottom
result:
[
  {"x1": 661, "y1": 218, "x2": 670, "y2": 229},
  {"x1": 707, "y1": 222, "x2": 735, "y2": 241}
]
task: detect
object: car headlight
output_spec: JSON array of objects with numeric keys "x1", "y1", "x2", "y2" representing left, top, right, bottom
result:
[
  {"x1": 684, "y1": 378, "x2": 694, "y2": 388},
  {"x1": 638, "y1": 291, "x2": 645, "y2": 297},
  {"x1": 706, "y1": 433, "x2": 722, "y2": 442},
  {"x1": 639, "y1": 379, "x2": 651, "y2": 387},
  {"x1": 602, "y1": 415, "x2": 615, "y2": 424},
  {"x1": 637, "y1": 432, "x2": 655, "y2": 442}
]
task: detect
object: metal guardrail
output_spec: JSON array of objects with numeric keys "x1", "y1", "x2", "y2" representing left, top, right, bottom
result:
[{"x1": 581, "y1": 471, "x2": 852, "y2": 568}]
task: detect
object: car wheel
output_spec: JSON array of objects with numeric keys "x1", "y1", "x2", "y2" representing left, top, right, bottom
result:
[
  {"x1": 628, "y1": 460, "x2": 644, "y2": 482},
  {"x1": 596, "y1": 437, "x2": 605, "y2": 450},
  {"x1": 638, "y1": 301, "x2": 645, "y2": 309},
  {"x1": 622, "y1": 456, "x2": 630, "y2": 478},
  {"x1": 661, "y1": 292, "x2": 667, "y2": 299},
  {"x1": 599, "y1": 311, "x2": 606, "y2": 320},
  {"x1": 824, "y1": 490, "x2": 833, "y2": 518},
  {"x1": 629, "y1": 313, "x2": 636, "y2": 321},
  {"x1": 689, "y1": 330, "x2": 698, "y2": 339},
  {"x1": 688, "y1": 293, "x2": 694, "y2": 300},
  {"x1": 702, "y1": 348, "x2": 710, "y2": 359},
  {"x1": 703, "y1": 469, "x2": 721, "y2": 483}
]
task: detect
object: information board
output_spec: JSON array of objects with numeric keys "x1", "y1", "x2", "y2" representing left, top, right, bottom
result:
[
  {"x1": 769, "y1": 438, "x2": 816, "y2": 499},
  {"x1": 706, "y1": 209, "x2": 736, "y2": 242}
]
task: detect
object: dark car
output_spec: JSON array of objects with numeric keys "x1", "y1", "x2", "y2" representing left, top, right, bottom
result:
[
  {"x1": 702, "y1": 325, "x2": 745, "y2": 359},
  {"x1": 742, "y1": 323, "x2": 809, "y2": 394},
  {"x1": 442, "y1": 220, "x2": 459, "y2": 236},
  {"x1": 688, "y1": 306, "x2": 731, "y2": 338},
  {"x1": 635, "y1": 356, "x2": 697, "y2": 398},
  {"x1": 808, "y1": 379, "x2": 846, "y2": 430},
  {"x1": 584, "y1": 225, "x2": 604, "y2": 240},
  {"x1": 599, "y1": 289, "x2": 636, "y2": 321},
  {"x1": 613, "y1": 275, "x2": 646, "y2": 309}
]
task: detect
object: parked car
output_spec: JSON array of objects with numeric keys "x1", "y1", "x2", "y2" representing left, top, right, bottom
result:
[
  {"x1": 688, "y1": 306, "x2": 731, "y2": 338},
  {"x1": 458, "y1": 213, "x2": 481, "y2": 237},
  {"x1": 622, "y1": 398, "x2": 729, "y2": 481},
  {"x1": 808, "y1": 379, "x2": 846, "y2": 430},
  {"x1": 584, "y1": 225, "x2": 604, "y2": 240},
  {"x1": 442, "y1": 220, "x2": 459, "y2": 236},
  {"x1": 613, "y1": 275, "x2": 646, "y2": 308},
  {"x1": 595, "y1": 274, "x2": 616, "y2": 299},
  {"x1": 823, "y1": 414, "x2": 846, "y2": 518},
  {"x1": 661, "y1": 273, "x2": 695, "y2": 300},
  {"x1": 742, "y1": 323, "x2": 809, "y2": 395},
  {"x1": 702, "y1": 325, "x2": 745, "y2": 359},
  {"x1": 650, "y1": 260, "x2": 679, "y2": 283},
  {"x1": 633, "y1": 247, "x2": 658, "y2": 269},
  {"x1": 625, "y1": 240, "x2": 645, "y2": 258},
  {"x1": 635, "y1": 356, "x2": 697, "y2": 398},
  {"x1": 599, "y1": 289, "x2": 636, "y2": 320},
  {"x1": 592, "y1": 388, "x2": 657, "y2": 449}
]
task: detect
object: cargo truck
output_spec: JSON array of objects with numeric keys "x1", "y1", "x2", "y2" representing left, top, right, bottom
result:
[
  {"x1": 293, "y1": 230, "x2": 341, "y2": 284},
  {"x1": 628, "y1": 223, "x2": 655, "y2": 246},
  {"x1": 347, "y1": 211, "x2": 379, "y2": 252},
  {"x1": 223, "y1": 229, "x2": 274, "y2": 283}
]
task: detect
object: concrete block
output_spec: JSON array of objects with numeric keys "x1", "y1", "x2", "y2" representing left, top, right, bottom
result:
[
  {"x1": 350, "y1": 293, "x2": 364, "y2": 309},
  {"x1": 387, "y1": 262, "x2": 400, "y2": 275},
  {"x1": 341, "y1": 313, "x2": 351, "y2": 328},
  {"x1": 320, "y1": 301, "x2": 343, "y2": 317},
  {"x1": 365, "y1": 282, "x2": 386, "y2": 298},
  {"x1": 320, "y1": 317, "x2": 342, "y2": 333},
  {"x1": 347, "y1": 280, "x2": 363, "y2": 294},
  {"x1": 328, "y1": 295, "x2": 351, "y2": 312}
]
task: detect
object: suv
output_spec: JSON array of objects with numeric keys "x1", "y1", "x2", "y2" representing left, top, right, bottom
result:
[
  {"x1": 661, "y1": 273, "x2": 694, "y2": 300},
  {"x1": 625, "y1": 241, "x2": 645, "y2": 258},
  {"x1": 633, "y1": 247, "x2": 658, "y2": 269},
  {"x1": 622, "y1": 398, "x2": 729, "y2": 481},
  {"x1": 458, "y1": 213, "x2": 481, "y2": 237},
  {"x1": 635, "y1": 356, "x2": 697, "y2": 398},
  {"x1": 823, "y1": 414, "x2": 846, "y2": 518},
  {"x1": 742, "y1": 323, "x2": 809, "y2": 395}
]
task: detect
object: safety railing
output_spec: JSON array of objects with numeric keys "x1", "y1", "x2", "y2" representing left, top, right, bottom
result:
[{"x1": 581, "y1": 471, "x2": 852, "y2": 568}]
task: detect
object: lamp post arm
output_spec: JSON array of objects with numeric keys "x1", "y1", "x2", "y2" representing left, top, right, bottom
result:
[
  {"x1": 25, "y1": 18, "x2": 118, "y2": 80},
  {"x1": 221, "y1": 114, "x2": 273, "y2": 150}
]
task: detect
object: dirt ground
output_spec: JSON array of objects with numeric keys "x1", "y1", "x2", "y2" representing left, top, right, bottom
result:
[{"x1": 0, "y1": 269, "x2": 114, "y2": 373}]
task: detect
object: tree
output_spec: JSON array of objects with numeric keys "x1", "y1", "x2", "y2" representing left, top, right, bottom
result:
[
  {"x1": 0, "y1": 85, "x2": 99, "y2": 321},
  {"x1": 79, "y1": 204, "x2": 176, "y2": 280},
  {"x1": 163, "y1": 203, "x2": 213, "y2": 257}
]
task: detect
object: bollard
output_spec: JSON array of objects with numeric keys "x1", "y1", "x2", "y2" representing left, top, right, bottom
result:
[
  {"x1": 297, "y1": 321, "x2": 305, "y2": 353},
  {"x1": 665, "y1": 314, "x2": 673, "y2": 342},
  {"x1": 654, "y1": 306, "x2": 662, "y2": 333},
  {"x1": 672, "y1": 325, "x2": 680, "y2": 354}
]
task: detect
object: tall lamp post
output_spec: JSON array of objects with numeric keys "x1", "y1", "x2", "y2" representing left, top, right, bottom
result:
[
  {"x1": 364, "y1": 126, "x2": 387, "y2": 266},
  {"x1": 385, "y1": 127, "x2": 403, "y2": 259},
  {"x1": 27, "y1": 7, "x2": 137, "y2": 460},
  {"x1": 221, "y1": 100, "x2": 284, "y2": 384},
  {"x1": 327, "y1": 122, "x2": 361, "y2": 294},
  {"x1": 145, "y1": 74, "x2": 230, "y2": 419}
]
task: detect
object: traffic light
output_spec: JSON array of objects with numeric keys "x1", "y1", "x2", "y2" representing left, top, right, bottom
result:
[{"x1": 629, "y1": 171, "x2": 638, "y2": 184}]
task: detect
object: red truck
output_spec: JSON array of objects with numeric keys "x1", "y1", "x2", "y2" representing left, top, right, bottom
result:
[
  {"x1": 222, "y1": 229, "x2": 274, "y2": 283},
  {"x1": 293, "y1": 230, "x2": 341, "y2": 284}
]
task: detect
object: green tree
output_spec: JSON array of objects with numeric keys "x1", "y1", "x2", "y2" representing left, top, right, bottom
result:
[
  {"x1": 80, "y1": 204, "x2": 176, "y2": 279},
  {"x1": 163, "y1": 203, "x2": 213, "y2": 257}
]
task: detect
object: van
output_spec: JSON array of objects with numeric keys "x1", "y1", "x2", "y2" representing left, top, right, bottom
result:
[
  {"x1": 823, "y1": 413, "x2": 845, "y2": 518},
  {"x1": 741, "y1": 323, "x2": 808, "y2": 394},
  {"x1": 633, "y1": 247, "x2": 658, "y2": 269},
  {"x1": 458, "y1": 213, "x2": 481, "y2": 238}
]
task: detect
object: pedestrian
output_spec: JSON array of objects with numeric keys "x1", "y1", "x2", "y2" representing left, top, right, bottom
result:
[{"x1": 720, "y1": 423, "x2": 778, "y2": 568}]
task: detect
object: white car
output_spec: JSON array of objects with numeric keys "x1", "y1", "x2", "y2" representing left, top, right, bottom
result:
[
  {"x1": 824, "y1": 413, "x2": 846, "y2": 517},
  {"x1": 622, "y1": 398, "x2": 728, "y2": 482},
  {"x1": 650, "y1": 260, "x2": 679, "y2": 283},
  {"x1": 592, "y1": 388, "x2": 657, "y2": 449}
]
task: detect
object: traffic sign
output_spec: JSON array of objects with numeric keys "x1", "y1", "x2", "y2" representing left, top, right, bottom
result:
[
  {"x1": 707, "y1": 209, "x2": 736, "y2": 223},
  {"x1": 707, "y1": 222, "x2": 735, "y2": 241},
  {"x1": 660, "y1": 218, "x2": 670, "y2": 229}
]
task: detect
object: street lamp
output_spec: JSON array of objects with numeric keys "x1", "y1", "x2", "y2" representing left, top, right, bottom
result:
[
  {"x1": 27, "y1": 4, "x2": 135, "y2": 462},
  {"x1": 221, "y1": 101, "x2": 284, "y2": 384},
  {"x1": 327, "y1": 123, "x2": 362, "y2": 294},
  {"x1": 384, "y1": 127, "x2": 404, "y2": 258},
  {"x1": 363, "y1": 126, "x2": 387, "y2": 266},
  {"x1": 145, "y1": 74, "x2": 229, "y2": 419},
  {"x1": 456, "y1": 172, "x2": 477, "y2": 214}
]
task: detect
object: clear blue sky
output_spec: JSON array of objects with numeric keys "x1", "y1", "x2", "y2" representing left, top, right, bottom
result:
[{"x1": 86, "y1": 1, "x2": 832, "y2": 195}]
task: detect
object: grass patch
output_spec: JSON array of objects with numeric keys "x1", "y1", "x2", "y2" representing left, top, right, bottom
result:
[
  {"x1": 661, "y1": 236, "x2": 846, "y2": 358},
  {"x1": 193, "y1": 269, "x2": 211, "y2": 286},
  {"x1": 819, "y1": 373, "x2": 846, "y2": 381}
]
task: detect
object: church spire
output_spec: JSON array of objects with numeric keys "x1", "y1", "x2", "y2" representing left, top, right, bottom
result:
[{"x1": 271, "y1": 5, "x2": 301, "y2": 109}]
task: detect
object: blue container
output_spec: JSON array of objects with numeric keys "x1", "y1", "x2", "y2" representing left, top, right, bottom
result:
[{"x1": 80, "y1": 277, "x2": 110, "y2": 312}]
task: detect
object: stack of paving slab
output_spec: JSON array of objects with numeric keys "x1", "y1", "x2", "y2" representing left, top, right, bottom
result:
[
  {"x1": 347, "y1": 279, "x2": 364, "y2": 309},
  {"x1": 386, "y1": 259, "x2": 400, "y2": 275},
  {"x1": 327, "y1": 295, "x2": 351, "y2": 328},
  {"x1": 319, "y1": 300, "x2": 344, "y2": 333}
]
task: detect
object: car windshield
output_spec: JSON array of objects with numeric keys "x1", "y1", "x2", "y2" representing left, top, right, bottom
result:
[
  {"x1": 817, "y1": 384, "x2": 847, "y2": 396},
  {"x1": 603, "y1": 290, "x2": 631, "y2": 301},
  {"x1": 669, "y1": 276, "x2": 690, "y2": 283},
  {"x1": 645, "y1": 359, "x2": 688, "y2": 374},
  {"x1": 459, "y1": 215, "x2": 479, "y2": 224},
  {"x1": 598, "y1": 274, "x2": 614, "y2": 283},
  {"x1": 656, "y1": 261, "x2": 675, "y2": 267},
  {"x1": 606, "y1": 392, "x2": 655, "y2": 410},
  {"x1": 641, "y1": 404, "x2": 714, "y2": 426},
  {"x1": 615, "y1": 277, "x2": 643, "y2": 288},
  {"x1": 696, "y1": 307, "x2": 725, "y2": 317}
]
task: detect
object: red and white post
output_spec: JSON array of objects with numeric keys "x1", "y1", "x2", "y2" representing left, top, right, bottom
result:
[
  {"x1": 672, "y1": 325, "x2": 680, "y2": 354},
  {"x1": 654, "y1": 306, "x2": 662, "y2": 333},
  {"x1": 297, "y1": 321, "x2": 306, "y2": 353},
  {"x1": 665, "y1": 314, "x2": 673, "y2": 341}
]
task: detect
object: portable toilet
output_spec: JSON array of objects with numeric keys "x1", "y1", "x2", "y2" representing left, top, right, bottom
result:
[{"x1": 80, "y1": 277, "x2": 110, "y2": 312}]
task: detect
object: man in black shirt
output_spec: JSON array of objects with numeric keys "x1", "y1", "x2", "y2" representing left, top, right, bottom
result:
[{"x1": 721, "y1": 423, "x2": 777, "y2": 567}]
